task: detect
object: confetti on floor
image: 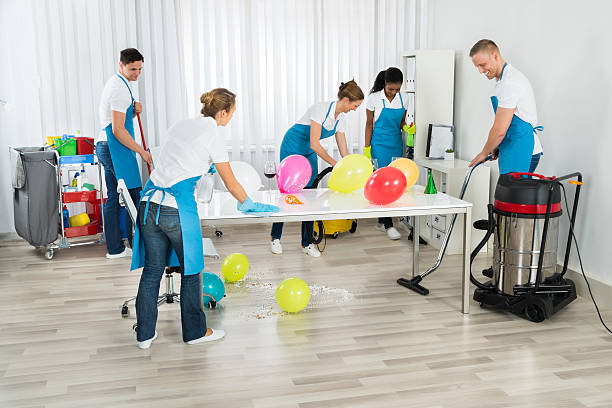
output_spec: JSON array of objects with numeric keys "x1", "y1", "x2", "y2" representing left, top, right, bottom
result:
[{"x1": 211, "y1": 271, "x2": 357, "y2": 321}]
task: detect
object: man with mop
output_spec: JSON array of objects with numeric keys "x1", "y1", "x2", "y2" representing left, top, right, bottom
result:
[{"x1": 96, "y1": 48, "x2": 152, "y2": 259}]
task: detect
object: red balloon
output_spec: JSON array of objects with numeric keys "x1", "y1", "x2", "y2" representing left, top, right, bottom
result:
[{"x1": 364, "y1": 167, "x2": 407, "y2": 205}]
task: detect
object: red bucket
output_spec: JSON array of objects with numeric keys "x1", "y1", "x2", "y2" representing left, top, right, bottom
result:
[{"x1": 76, "y1": 137, "x2": 95, "y2": 155}]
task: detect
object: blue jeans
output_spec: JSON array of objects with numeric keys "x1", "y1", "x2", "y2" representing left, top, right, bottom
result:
[
  {"x1": 135, "y1": 201, "x2": 207, "y2": 342},
  {"x1": 96, "y1": 141, "x2": 141, "y2": 254},
  {"x1": 530, "y1": 153, "x2": 542, "y2": 173},
  {"x1": 271, "y1": 222, "x2": 312, "y2": 248}
]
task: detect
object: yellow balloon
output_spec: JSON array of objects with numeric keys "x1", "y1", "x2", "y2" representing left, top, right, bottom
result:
[
  {"x1": 275, "y1": 277, "x2": 311, "y2": 313},
  {"x1": 221, "y1": 253, "x2": 249, "y2": 283},
  {"x1": 389, "y1": 158, "x2": 419, "y2": 190},
  {"x1": 328, "y1": 154, "x2": 373, "y2": 193}
]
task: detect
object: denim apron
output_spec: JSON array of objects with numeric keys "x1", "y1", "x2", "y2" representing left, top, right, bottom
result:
[
  {"x1": 105, "y1": 74, "x2": 142, "y2": 189},
  {"x1": 371, "y1": 93, "x2": 405, "y2": 167},
  {"x1": 131, "y1": 176, "x2": 204, "y2": 276},
  {"x1": 279, "y1": 102, "x2": 339, "y2": 186},
  {"x1": 492, "y1": 63, "x2": 535, "y2": 174}
]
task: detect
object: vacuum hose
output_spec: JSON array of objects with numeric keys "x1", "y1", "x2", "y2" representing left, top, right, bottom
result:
[
  {"x1": 470, "y1": 203, "x2": 496, "y2": 290},
  {"x1": 305, "y1": 167, "x2": 333, "y2": 245}
]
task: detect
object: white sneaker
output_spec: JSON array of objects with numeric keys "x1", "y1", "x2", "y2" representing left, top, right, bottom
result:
[
  {"x1": 374, "y1": 223, "x2": 386, "y2": 233},
  {"x1": 302, "y1": 244, "x2": 321, "y2": 258},
  {"x1": 187, "y1": 328, "x2": 226, "y2": 344},
  {"x1": 106, "y1": 247, "x2": 132, "y2": 259},
  {"x1": 386, "y1": 227, "x2": 401, "y2": 240},
  {"x1": 137, "y1": 331, "x2": 157, "y2": 349},
  {"x1": 270, "y1": 239, "x2": 283, "y2": 255},
  {"x1": 398, "y1": 217, "x2": 412, "y2": 233}
]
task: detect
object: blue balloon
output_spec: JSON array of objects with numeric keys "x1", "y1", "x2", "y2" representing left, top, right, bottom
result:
[{"x1": 202, "y1": 272, "x2": 226, "y2": 306}]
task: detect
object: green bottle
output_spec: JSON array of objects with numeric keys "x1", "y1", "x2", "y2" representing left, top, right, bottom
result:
[{"x1": 425, "y1": 170, "x2": 437, "y2": 194}]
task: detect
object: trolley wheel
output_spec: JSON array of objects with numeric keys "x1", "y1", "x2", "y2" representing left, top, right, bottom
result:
[
  {"x1": 524, "y1": 302, "x2": 546, "y2": 323},
  {"x1": 44, "y1": 248, "x2": 54, "y2": 260},
  {"x1": 215, "y1": 230, "x2": 223, "y2": 238},
  {"x1": 121, "y1": 306, "x2": 130, "y2": 318},
  {"x1": 332, "y1": 232, "x2": 339, "y2": 239},
  {"x1": 349, "y1": 220, "x2": 357, "y2": 233},
  {"x1": 208, "y1": 300, "x2": 217, "y2": 309}
]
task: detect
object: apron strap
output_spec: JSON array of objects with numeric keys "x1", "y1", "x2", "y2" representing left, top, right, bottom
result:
[
  {"x1": 141, "y1": 186, "x2": 169, "y2": 225},
  {"x1": 323, "y1": 102, "x2": 339, "y2": 131},
  {"x1": 499, "y1": 62, "x2": 508, "y2": 80},
  {"x1": 116, "y1": 74, "x2": 134, "y2": 102}
]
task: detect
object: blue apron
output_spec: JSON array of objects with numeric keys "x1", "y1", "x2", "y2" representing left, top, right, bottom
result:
[
  {"x1": 105, "y1": 74, "x2": 142, "y2": 189},
  {"x1": 130, "y1": 176, "x2": 204, "y2": 276},
  {"x1": 491, "y1": 63, "x2": 535, "y2": 174},
  {"x1": 279, "y1": 102, "x2": 339, "y2": 187},
  {"x1": 371, "y1": 93, "x2": 405, "y2": 167}
]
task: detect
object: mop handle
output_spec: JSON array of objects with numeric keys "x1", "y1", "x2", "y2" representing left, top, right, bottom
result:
[{"x1": 136, "y1": 112, "x2": 151, "y2": 174}]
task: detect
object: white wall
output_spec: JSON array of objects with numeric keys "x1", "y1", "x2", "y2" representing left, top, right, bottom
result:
[
  {"x1": 429, "y1": 0, "x2": 612, "y2": 282},
  {"x1": 0, "y1": 1, "x2": 43, "y2": 234}
]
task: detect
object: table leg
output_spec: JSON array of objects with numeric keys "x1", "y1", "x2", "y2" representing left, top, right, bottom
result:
[
  {"x1": 462, "y1": 208, "x2": 472, "y2": 314},
  {"x1": 412, "y1": 216, "x2": 420, "y2": 278}
]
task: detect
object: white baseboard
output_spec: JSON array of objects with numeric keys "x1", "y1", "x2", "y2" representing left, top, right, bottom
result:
[
  {"x1": 0, "y1": 232, "x2": 19, "y2": 241},
  {"x1": 564, "y1": 267, "x2": 612, "y2": 309}
]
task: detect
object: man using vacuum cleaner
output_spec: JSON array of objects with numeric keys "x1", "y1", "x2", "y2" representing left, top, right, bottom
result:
[
  {"x1": 468, "y1": 39, "x2": 543, "y2": 174},
  {"x1": 398, "y1": 40, "x2": 580, "y2": 323},
  {"x1": 96, "y1": 48, "x2": 152, "y2": 259}
]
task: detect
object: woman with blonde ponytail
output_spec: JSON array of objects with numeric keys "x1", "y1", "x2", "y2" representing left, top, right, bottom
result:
[
  {"x1": 269, "y1": 80, "x2": 364, "y2": 258},
  {"x1": 130, "y1": 88, "x2": 278, "y2": 349}
]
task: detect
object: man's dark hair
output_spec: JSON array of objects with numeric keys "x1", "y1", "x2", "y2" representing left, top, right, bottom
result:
[
  {"x1": 469, "y1": 39, "x2": 499, "y2": 57},
  {"x1": 120, "y1": 48, "x2": 144, "y2": 65}
]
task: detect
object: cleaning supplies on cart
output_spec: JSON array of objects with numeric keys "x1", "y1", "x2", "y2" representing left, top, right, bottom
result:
[
  {"x1": 69, "y1": 212, "x2": 90, "y2": 227},
  {"x1": 62, "y1": 206, "x2": 70, "y2": 228},
  {"x1": 71, "y1": 172, "x2": 82, "y2": 190},
  {"x1": 80, "y1": 169, "x2": 91, "y2": 190}
]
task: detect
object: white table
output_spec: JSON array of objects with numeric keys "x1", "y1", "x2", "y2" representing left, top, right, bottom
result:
[{"x1": 198, "y1": 185, "x2": 473, "y2": 313}]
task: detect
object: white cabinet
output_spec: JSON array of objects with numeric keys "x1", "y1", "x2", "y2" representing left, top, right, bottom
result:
[
  {"x1": 401, "y1": 50, "x2": 455, "y2": 158},
  {"x1": 414, "y1": 158, "x2": 491, "y2": 255},
  {"x1": 400, "y1": 50, "x2": 489, "y2": 254}
]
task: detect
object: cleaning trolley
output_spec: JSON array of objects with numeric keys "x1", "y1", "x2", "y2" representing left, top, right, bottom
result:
[{"x1": 10, "y1": 136, "x2": 105, "y2": 259}]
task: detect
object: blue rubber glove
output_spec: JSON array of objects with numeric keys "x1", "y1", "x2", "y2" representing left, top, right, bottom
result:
[
  {"x1": 208, "y1": 163, "x2": 217, "y2": 174},
  {"x1": 237, "y1": 197, "x2": 280, "y2": 214}
]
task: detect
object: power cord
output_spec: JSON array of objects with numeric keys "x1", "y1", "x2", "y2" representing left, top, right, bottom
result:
[
  {"x1": 560, "y1": 183, "x2": 612, "y2": 334},
  {"x1": 315, "y1": 221, "x2": 327, "y2": 253},
  {"x1": 316, "y1": 227, "x2": 327, "y2": 253}
]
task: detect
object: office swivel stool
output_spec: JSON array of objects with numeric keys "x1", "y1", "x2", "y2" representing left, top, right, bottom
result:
[{"x1": 116, "y1": 179, "x2": 220, "y2": 318}]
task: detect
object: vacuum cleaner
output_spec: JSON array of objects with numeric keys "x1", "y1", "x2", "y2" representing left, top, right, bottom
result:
[{"x1": 398, "y1": 158, "x2": 584, "y2": 323}]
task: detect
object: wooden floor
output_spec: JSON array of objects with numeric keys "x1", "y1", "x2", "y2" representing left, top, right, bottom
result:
[{"x1": 1, "y1": 220, "x2": 611, "y2": 408}]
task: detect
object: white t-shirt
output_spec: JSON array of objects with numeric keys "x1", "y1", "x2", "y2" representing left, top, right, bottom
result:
[
  {"x1": 493, "y1": 64, "x2": 543, "y2": 155},
  {"x1": 97, "y1": 72, "x2": 134, "y2": 142},
  {"x1": 365, "y1": 90, "x2": 407, "y2": 122},
  {"x1": 295, "y1": 101, "x2": 346, "y2": 133},
  {"x1": 143, "y1": 116, "x2": 229, "y2": 208}
]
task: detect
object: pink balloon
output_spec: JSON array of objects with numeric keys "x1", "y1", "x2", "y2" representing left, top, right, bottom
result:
[{"x1": 276, "y1": 155, "x2": 312, "y2": 194}]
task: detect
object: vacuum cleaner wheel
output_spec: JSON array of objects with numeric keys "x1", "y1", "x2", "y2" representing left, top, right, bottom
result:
[{"x1": 524, "y1": 302, "x2": 547, "y2": 323}]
